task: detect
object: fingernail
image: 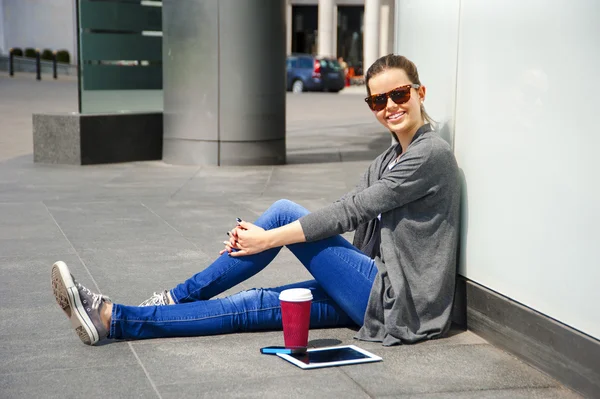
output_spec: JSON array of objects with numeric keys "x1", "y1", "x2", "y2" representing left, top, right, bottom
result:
[
  {"x1": 226, "y1": 232, "x2": 230, "y2": 236},
  {"x1": 223, "y1": 241, "x2": 229, "y2": 245},
  {"x1": 236, "y1": 218, "x2": 242, "y2": 223}
]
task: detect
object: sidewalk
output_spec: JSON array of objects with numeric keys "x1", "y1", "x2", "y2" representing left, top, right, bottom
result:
[{"x1": 0, "y1": 76, "x2": 582, "y2": 398}]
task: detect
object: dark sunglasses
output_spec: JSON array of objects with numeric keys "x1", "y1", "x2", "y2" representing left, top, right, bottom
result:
[{"x1": 364, "y1": 84, "x2": 420, "y2": 111}]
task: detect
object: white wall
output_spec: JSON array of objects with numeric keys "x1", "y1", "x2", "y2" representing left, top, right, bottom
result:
[
  {"x1": 394, "y1": 0, "x2": 460, "y2": 147},
  {"x1": 395, "y1": 0, "x2": 600, "y2": 341},
  {"x1": 2, "y1": 0, "x2": 76, "y2": 60}
]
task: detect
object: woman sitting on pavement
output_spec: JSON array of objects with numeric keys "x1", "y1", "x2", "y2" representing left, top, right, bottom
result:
[{"x1": 51, "y1": 54, "x2": 461, "y2": 346}]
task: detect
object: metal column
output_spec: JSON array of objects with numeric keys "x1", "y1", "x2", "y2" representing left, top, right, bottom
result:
[{"x1": 162, "y1": 0, "x2": 286, "y2": 165}]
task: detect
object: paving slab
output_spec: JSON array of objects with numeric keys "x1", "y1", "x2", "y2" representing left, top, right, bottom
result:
[
  {"x1": 0, "y1": 365, "x2": 158, "y2": 399},
  {"x1": 400, "y1": 387, "x2": 582, "y2": 399},
  {"x1": 156, "y1": 372, "x2": 371, "y2": 399},
  {"x1": 341, "y1": 343, "x2": 560, "y2": 396}
]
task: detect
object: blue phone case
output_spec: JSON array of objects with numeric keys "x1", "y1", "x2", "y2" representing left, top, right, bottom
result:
[{"x1": 260, "y1": 346, "x2": 306, "y2": 355}]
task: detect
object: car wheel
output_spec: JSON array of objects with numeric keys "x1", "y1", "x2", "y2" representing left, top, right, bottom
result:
[{"x1": 292, "y1": 80, "x2": 304, "y2": 93}]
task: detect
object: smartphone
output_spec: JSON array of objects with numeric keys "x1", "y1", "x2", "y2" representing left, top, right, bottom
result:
[{"x1": 260, "y1": 346, "x2": 307, "y2": 355}]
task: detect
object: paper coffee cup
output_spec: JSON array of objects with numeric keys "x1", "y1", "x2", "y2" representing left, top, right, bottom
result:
[{"x1": 279, "y1": 288, "x2": 313, "y2": 349}]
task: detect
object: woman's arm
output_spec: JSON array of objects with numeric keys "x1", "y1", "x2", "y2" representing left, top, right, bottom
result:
[{"x1": 300, "y1": 141, "x2": 435, "y2": 242}]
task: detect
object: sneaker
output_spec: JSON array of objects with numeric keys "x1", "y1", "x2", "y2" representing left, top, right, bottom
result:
[
  {"x1": 51, "y1": 261, "x2": 110, "y2": 345},
  {"x1": 139, "y1": 290, "x2": 171, "y2": 306}
]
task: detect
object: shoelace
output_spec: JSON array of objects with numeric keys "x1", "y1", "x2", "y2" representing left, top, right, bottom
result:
[
  {"x1": 140, "y1": 292, "x2": 167, "y2": 306},
  {"x1": 77, "y1": 282, "x2": 110, "y2": 310}
]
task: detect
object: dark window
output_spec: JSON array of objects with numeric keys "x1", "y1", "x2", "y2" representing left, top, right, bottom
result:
[
  {"x1": 319, "y1": 59, "x2": 342, "y2": 70},
  {"x1": 287, "y1": 58, "x2": 298, "y2": 68},
  {"x1": 298, "y1": 58, "x2": 313, "y2": 69}
]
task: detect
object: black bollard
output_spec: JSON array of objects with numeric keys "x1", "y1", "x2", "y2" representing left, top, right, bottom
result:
[
  {"x1": 35, "y1": 49, "x2": 41, "y2": 80},
  {"x1": 9, "y1": 48, "x2": 14, "y2": 77},
  {"x1": 52, "y1": 51, "x2": 57, "y2": 79}
]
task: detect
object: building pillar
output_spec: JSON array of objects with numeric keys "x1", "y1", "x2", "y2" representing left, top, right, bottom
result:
[
  {"x1": 364, "y1": 0, "x2": 381, "y2": 72},
  {"x1": 379, "y1": 0, "x2": 391, "y2": 57},
  {"x1": 286, "y1": 0, "x2": 292, "y2": 55},
  {"x1": 0, "y1": 0, "x2": 5, "y2": 55},
  {"x1": 162, "y1": 0, "x2": 286, "y2": 165},
  {"x1": 333, "y1": 4, "x2": 338, "y2": 57},
  {"x1": 318, "y1": 0, "x2": 335, "y2": 57}
]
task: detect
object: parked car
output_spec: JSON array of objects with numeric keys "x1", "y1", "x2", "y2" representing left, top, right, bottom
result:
[{"x1": 286, "y1": 54, "x2": 345, "y2": 93}]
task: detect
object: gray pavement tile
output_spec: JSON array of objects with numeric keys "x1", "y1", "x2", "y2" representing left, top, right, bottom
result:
[
  {"x1": 0, "y1": 364, "x2": 158, "y2": 399},
  {"x1": 1, "y1": 304, "x2": 79, "y2": 342},
  {"x1": 340, "y1": 343, "x2": 560, "y2": 397},
  {"x1": 139, "y1": 198, "x2": 250, "y2": 241},
  {"x1": 0, "y1": 236, "x2": 75, "y2": 260},
  {"x1": 43, "y1": 217, "x2": 199, "y2": 254},
  {"x1": 0, "y1": 336, "x2": 138, "y2": 375},
  {"x1": 43, "y1": 200, "x2": 179, "y2": 239},
  {"x1": 0, "y1": 254, "x2": 109, "y2": 341},
  {"x1": 0, "y1": 254, "x2": 84, "y2": 309},
  {"x1": 286, "y1": 152, "x2": 343, "y2": 164},
  {"x1": 1, "y1": 298, "x2": 94, "y2": 341},
  {"x1": 397, "y1": 387, "x2": 582, "y2": 399},
  {"x1": 75, "y1": 247, "x2": 214, "y2": 306},
  {"x1": 260, "y1": 167, "x2": 349, "y2": 200},
  {"x1": 131, "y1": 334, "x2": 298, "y2": 387},
  {"x1": 421, "y1": 328, "x2": 488, "y2": 346},
  {"x1": 156, "y1": 372, "x2": 371, "y2": 399},
  {"x1": 129, "y1": 328, "x2": 358, "y2": 387},
  {"x1": 172, "y1": 167, "x2": 273, "y2": 200},
  {"x1": 104, "y1": 162, "x2": 199, "y2": 185},
  {"x1": 0, "y1": 202, "x2": 75, "y2": 257},
  {"x1": 0, "y1": 163, "x2": 197, "y2": 203}
]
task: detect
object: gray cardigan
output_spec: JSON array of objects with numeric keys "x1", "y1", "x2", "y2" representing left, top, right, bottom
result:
[{"x1": 299, "y1": 124, "x2": 461, "y2": 345}]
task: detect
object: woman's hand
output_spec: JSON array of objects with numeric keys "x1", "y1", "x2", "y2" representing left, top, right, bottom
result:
[
  {"x1": 230, "y1": 220, "x2": 268, "y2": 256},
  {"x1": 219, "y1": 218, "x2": 306, "y2": 256},
  {"x1": 219, "y1": 220, "x2": 268, "y2": 256}
]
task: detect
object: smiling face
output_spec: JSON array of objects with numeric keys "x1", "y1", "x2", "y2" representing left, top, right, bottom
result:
[{"x1": 367, "y1": 68, "x2": 426, "y2": 138}]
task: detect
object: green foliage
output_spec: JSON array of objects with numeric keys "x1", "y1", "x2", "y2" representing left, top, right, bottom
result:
[
  {"x1": 10, "y1": 47, "x2": 23, "y2": 57},
  {"x1": 24, "y1": 48, "x2": 38, "y2": 58},
  {"x1": 41, "y1": 49, "x2": 54, "y2": 61},
  {"x1": 55, "y1": 50, "x2": 70, "y2": 64}
]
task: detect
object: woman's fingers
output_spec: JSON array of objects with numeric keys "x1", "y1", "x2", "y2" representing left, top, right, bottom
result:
[
  {"x1": 228, "y1": 235, "x2": 237, "y2": 247},
  {"x1": 237, "y1": 220, "x2": 259, "y2": 231},
  {"x1": 220, "y1": 240, "x2": 238, "y2": 255},
  {"x1": 229, "y1": 249, "x2": 250, "y2": 257},
  {"x1": 221, "y1": 220, "x2": 262, "y2": 256}
]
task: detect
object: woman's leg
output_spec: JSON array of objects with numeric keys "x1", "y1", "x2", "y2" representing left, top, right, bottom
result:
[
  {"x1": 53, "y1": 199, "x2": 377, "y2": 344},
  {"x1": 170, "y1": 199, "x2": 377, "y2": 325},
  {"x1": 111, "y1": 280, "x2": 355, "y2": 340}
]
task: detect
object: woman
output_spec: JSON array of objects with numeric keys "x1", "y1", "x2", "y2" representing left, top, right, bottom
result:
[{"x1": 51, "y1": 54, "x2": 461, "y2": 346}]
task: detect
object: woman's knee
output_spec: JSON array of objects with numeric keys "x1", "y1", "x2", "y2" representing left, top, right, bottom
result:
[{"x1": 268, "y1": 199, "x2": 309, "y2": 219}]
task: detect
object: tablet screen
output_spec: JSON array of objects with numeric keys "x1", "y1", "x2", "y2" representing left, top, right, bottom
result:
[
  {"x1": 276, "y1": 345, "x2": 382, "y2": 369},
  {"x1": 291, "y1": 347, "x2": 370, "y2": 365}
]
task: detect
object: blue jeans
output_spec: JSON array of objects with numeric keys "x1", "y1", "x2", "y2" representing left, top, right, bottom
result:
[{"x1": 110, "y1": 200, "x2": 378, "y2": 340}]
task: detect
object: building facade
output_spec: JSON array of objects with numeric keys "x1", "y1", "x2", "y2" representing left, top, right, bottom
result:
[
  {"x1": 287, "y1": 0, "x2": 395, "y2": 74},
  {"x1": 1, "y1": 0, "x2": 395, "y2": 76},
  {"x1": 0, "y1": 0, "x2": 77, "y2": 59}
]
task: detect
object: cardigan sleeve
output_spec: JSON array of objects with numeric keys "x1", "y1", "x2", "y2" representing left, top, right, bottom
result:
[
  {"x1": 299, "y1": 139, "x2": 435, "y2": 242},
  {"x1": 335, "y1": 145, "x2": 394, "y2": 203}
]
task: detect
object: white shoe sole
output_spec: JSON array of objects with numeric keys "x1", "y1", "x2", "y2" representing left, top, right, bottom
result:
[{"x1": 51, "y1": 261, "x2": 99, "y2": 345}]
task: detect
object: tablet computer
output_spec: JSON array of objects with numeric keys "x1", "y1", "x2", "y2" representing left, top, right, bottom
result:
[{"x1": 276, "y1": 345, "x2": 382, "y2": 370}]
